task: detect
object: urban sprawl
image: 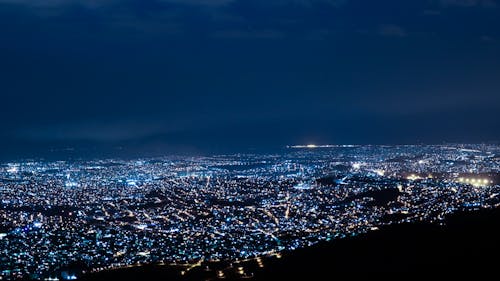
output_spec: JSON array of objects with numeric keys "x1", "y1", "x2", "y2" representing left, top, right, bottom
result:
[{"x1": 1, "y1": 144, "x2": 499, "y2": 280}]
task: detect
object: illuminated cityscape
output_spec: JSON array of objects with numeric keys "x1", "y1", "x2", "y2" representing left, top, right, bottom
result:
[
  {"x1": 1, "y1": 0, "x2": 499, "y2": 280},
  {"x1": 1, "y1": 144, "x2": 498, "y2": 280}
]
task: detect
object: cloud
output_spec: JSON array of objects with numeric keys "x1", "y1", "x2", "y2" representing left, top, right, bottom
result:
[
  {"x1": 161, "y1": 0, "x2": 234, "y2": 5},
  {"x1": 480, "y1": 35, "x2": 494, "y2": 41},
  {"x1": 0, "y1": 0, "x2": 234, "y2": 9},
  {"x1": 274, "y1": 0, "x2": 347, "y2": 6},
  {"x1": 423, "y1": 9, "x2": 442, "y2": 15},
  {"x1": 378, "y1": 24, "x2": 407, "y2": 37},
  {"x1": 0, "y1": 0, "x2": 348, "y2": 8},
  {"x1": 304, "y1": 28, "x2": 333, "y2": 40},
  {"x1": 212, "y1": 29, "x2": 286, "y2": 39},
  {"x1": 0, "y1": 0, "x2": 117, "y2": 8},
  {"x1": 439, "y1": 0, "x2": 496, "y2": 7}
]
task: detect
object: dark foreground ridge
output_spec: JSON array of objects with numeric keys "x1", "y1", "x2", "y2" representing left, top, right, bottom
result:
[{"x1": 82, "y1": 207, "x2": 500, "y2": 281}]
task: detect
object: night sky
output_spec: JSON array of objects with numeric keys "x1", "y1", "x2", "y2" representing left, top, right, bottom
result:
[{"x1": 1, "y1": 0, "x2": 499, "y2": 158}]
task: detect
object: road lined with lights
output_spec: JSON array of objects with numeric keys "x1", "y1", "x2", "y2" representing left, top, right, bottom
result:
[{"x1": 0, "y1": 144, "x2": 499, "y2": 280}]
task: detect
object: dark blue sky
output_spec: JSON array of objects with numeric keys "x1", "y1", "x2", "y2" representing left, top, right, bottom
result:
[{"x1": 1, "y1": 0, "x2": 499, "y2": 158}]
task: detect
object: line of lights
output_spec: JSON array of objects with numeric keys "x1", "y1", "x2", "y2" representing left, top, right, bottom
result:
[
  {"x1": 287, "y1": 144, "x2": 357, "y2": 149},
  {"x1": 457, "y1": 178, "x2": 492, "y2": 186}
]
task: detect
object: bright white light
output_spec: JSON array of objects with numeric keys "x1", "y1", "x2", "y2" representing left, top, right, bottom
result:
[
  {"x1": 375, "y1": 169, "x2": 385, "y2": 176},
  {"x1": 288, "y1": 144, "x2": 345, "y2": 149},
  {"x1": 134, "y1": 224, "x2": 148, "y2": 230},
  {"x1": 7, "y1": 166, "x2": 18, "y2": 173},
  {"x1": 352, "y1": 163, "x2": 361, "y2": 169},
  {"x1": 407, "y1": 174, "x2": 420, "y2": 181},
  {"x1": 294, "y1": 183, "x2": 312, "y2": 190},
  {"x1": 65, "y1": 181, "x2": 79, "y2": 188},
  {"x1": 126, "y1": 179, "x2": 137, "y2": 186}
]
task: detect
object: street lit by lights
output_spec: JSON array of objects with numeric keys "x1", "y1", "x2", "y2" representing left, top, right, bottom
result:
[
  {"x1": 0, "y1": 144, "x2": 498, "y2": 280},
  {"x1": 456, "y1": 177, "x2": 491, "y2": 187},
  {"x1": 287, "y1": 144, "x2": 355, "y2": 149},
  {"x1": 407, "y1": 174, "x2": 421, "y2": 181}
]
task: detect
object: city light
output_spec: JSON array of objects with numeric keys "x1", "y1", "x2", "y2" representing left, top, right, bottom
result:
[
  {"x1": 0, "y1": 144, "x2": 498, "y2": 280},
  {"x1": 6, "y1": 165, "x2": 18, "y2": 174},
  {"x1": 456, "y1": 177, "x2": 491, "y2": 187},
  {"x1": 407, "y1": 174, "x2": 421, "y2": 181}
]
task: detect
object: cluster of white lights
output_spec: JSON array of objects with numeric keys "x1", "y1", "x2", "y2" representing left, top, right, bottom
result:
[
  {"x1": 352, "y1": 163, "x2": 361, "y2": 169},
  {"x1": 457, "y1": 178, "x2": 492, "y2": 186},
  {"x1": 407, "y1": 174, "x2": 421, "y2": 181},
  {"x1": 6, "y1": 165, "x2": 19, "y2": 173},
  {"x1": 287, "y1": 144, "x2": 342, "y2": 149}
]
